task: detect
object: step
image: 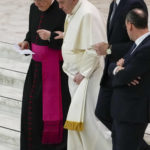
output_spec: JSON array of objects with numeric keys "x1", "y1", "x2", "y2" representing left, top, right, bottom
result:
[
  {"x1": 0, "y1": 42, "x2": 31, "y2": 63},
  {"x1": 0, "y1": 141, "x2": 18, "y2": 150},
  {"x1": 0, "y1": 109, "x2": 20, "y2": 131},
  {"x1": 0, "y1": 127, "x2": 20, "y2": 147},
  {"x1": 0, "y1": 109, "x2": 20, "y2": 148},
  {"x1": 0, "y1": 57, "x2": 29, "y2": 74},
  {"x1": 0, "y1": 84, "x2": 22, "y2": 101},
  {"x1": 0, "y1": 85, "x2": 22, "y2": 114},
  {"x1": 0, "y1": 68, "x2": 26, "y2": 89},
  {"x1": 0, "y1": 86, "x2": 21, "y2": 149},
  {"x1": 0, "y1": 96, "x2": 21, "y2": 112},
  {"x1": 0, "y1": 88, "x2": 21, "y2": 132}
]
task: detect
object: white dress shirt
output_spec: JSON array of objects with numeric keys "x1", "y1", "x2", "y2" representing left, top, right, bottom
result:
[
  {"x1": 113, "y1": 31, "x2": 150, "y2": 75},
  {"x1": 116, "y1": 0, "x2": 120, "y2": 5},
  {"x1": 131, "y1": 32, "x2": 150, "y2": 54}
]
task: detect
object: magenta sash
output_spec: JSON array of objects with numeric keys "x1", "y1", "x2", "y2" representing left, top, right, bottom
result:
[{"x1": 32, "y1": 43, "x2": 63, "y2": 144}]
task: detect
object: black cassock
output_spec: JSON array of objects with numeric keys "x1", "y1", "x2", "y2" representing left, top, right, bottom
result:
[{"x1": 20, "y1": 1, "x2": 70, "y2": 150}]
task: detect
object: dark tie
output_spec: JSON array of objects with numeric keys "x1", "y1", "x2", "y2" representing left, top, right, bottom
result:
[
  {"x1": 109, "y1": 1, "x2": 117, "y2": 30},
  {"x1": 124, "y1": 42, "x2": 137, "y2": 65}
]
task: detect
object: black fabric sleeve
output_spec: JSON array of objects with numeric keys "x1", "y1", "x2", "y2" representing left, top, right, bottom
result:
[
  {"x1": 24, "y1": 4, "x2": 34, "y2": 43},
  {"x1": 109, "y1": 42, "x2": 133, "y2": 62},
  {"x1": 49, "y1": 30, "x2": 63, "y2": 50},
  {"x1": 112, "y1": 47, "x2": 150, "y2": 87},
  {"x1": 48, "y1": 10, "x2": 66, "y2": 50}
]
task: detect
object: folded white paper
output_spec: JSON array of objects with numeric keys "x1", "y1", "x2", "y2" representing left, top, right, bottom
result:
[{"x1": 13, "y1": 44, "x2": 35, "y2": 55}]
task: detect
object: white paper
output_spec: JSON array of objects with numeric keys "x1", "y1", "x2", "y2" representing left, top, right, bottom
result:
[{"x1": 13, "y1": 44, "x2": 35, "y2": 55}]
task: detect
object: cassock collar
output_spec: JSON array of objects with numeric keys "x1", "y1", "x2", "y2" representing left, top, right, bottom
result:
[{"x1": 71, "y1": 0, "x2": 82, "y2": 15}]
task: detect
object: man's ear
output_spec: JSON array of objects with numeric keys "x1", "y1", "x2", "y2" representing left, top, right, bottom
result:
[{"x1": 129, "y1": 23, "x2": 133, "y2": 31}]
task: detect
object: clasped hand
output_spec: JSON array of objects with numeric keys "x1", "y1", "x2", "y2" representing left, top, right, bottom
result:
[
  {"x1": 37, "y1": 29, "x2": 51, "y2": 40},
  {"x1": 37, "y1": 29, "x2": 64, "y2": 40}
]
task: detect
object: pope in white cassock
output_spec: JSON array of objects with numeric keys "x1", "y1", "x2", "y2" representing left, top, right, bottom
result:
[{"x1": 56, "y1": 0, "x2": 112, "y2": 149}]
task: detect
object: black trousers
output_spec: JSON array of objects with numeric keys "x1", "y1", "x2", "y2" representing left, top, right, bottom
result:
[
  {"x1": 95, "y1": 87, "x2": 113, "y2": 130},
  {"x1": 112, "y1": 120, "x2": 148, "y2": 150},
  {"x1": 95, "y1": 86, "x2": 149, "y2": 150}
]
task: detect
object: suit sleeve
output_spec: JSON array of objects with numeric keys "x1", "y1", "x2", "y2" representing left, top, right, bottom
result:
[
  {"x1": 109, "y1": 42, "x2": 133, "y2": 62},
  {"x1": 112, "y1": 47, "x2": 150, "y2": 87}
]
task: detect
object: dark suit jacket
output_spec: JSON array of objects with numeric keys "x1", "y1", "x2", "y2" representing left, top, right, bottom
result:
[
  {"x1": 100, "y1": 0, "x2": 148, "y2": 87},
  {"x1": 109, "y1": 35, "x2": 150, "y2": 123}
]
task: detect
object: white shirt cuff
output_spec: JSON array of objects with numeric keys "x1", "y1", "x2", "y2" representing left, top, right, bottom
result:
[{"x1": 113, "y1": 66, "x2": 120, "y2": 75}]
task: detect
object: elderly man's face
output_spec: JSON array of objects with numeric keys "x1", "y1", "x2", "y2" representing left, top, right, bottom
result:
[
  {"x1": 34, "y1": 0, "x2": 53, "y2": 11},
  {"x1": 57, "y1": 0, "x2": 76, "y2": 14}
]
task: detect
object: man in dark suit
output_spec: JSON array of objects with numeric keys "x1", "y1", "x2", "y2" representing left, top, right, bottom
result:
[
  {"x1": 95, "y1": 0, "x2": 147, "y2": 130},
  {"x1": 108, "y1": 8, "x2": 150, "y2": 150},
  {"x1": 94, "y1": 0, "x2": 149, "y2": 149}
]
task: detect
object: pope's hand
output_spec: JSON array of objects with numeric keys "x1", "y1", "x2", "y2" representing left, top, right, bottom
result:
[
  {"x1": 93, "y1": 42, "x2": 109, "y2": 56},
  {"x1": 117, "y1": 58, "x2": 125, "y2": 67},
  {"x1": 54, "y1": 31, "x2": 64, "y2": 39},
  {"x1": 74, "y1": 73, "x2": 85, "y2": 85},
  {"x1": 37, "y1": 29, "x2": 51, "y2": 40},
  {"x1": 18, "y1": 41, "x2": 29, "y2": 50}
]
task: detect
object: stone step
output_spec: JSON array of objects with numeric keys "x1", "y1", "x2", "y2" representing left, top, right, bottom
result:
[
  {"x1": 0, "y1": 109, "x2": 20, "y2": 132},
  {"x1": 0, "y1": 87, "x2": 21, "y2": 132},
  {"x1": 0, "y1": 68, "x2": 26, "y2": 89},
  {"x1": 0, "y1": 84, "x2": 22, "y2": 101},
  {"x1": 0, "y1": 86, "x2": 22, "y2": 126},
  {"x1": 0, "y1": 42, "x2": 31, "y2": 63},
  {"x1": 0, "y1": 86, "x2": 21, "y2": 149},
  {"x1": 0, "y1": 141, "x2": 18, "y2": 150},
  {"x1": 0, "y1": 127, "x2": 20, "y2": 148},
  {"x1": 0, "y1": 96, "x2": 21, "y2": 113},
  {"x1": 0, "y1": 43, "x2": 30, "y2": 79},
  {"x1": 0, "y1": 57, "x2": 29, "y2": 74}
]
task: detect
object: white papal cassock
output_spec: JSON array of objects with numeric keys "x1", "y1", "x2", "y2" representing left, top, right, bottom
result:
[{"x1": 62, "y1": 0, "x2": 112, "y2": 149}]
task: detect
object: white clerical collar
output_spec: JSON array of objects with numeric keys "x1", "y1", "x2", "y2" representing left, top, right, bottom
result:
[
  {"x1": 135, "y1": 32, "x2": 150, "y2": 47},
  {"x1": 116, "y1": 0, "x2": 120, "y2": 5},
  {"x1": 71, "y1": 0, "x2": 82, "y2": 15}
]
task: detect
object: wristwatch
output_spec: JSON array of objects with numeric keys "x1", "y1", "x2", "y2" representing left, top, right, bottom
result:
[{"x1": 106, "y1": 44, "x2": 112, "y2": 55}]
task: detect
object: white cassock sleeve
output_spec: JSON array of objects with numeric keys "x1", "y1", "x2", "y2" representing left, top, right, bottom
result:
[{"x1": 78, "y1": 12, "x2": 106, "y2": 78}]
